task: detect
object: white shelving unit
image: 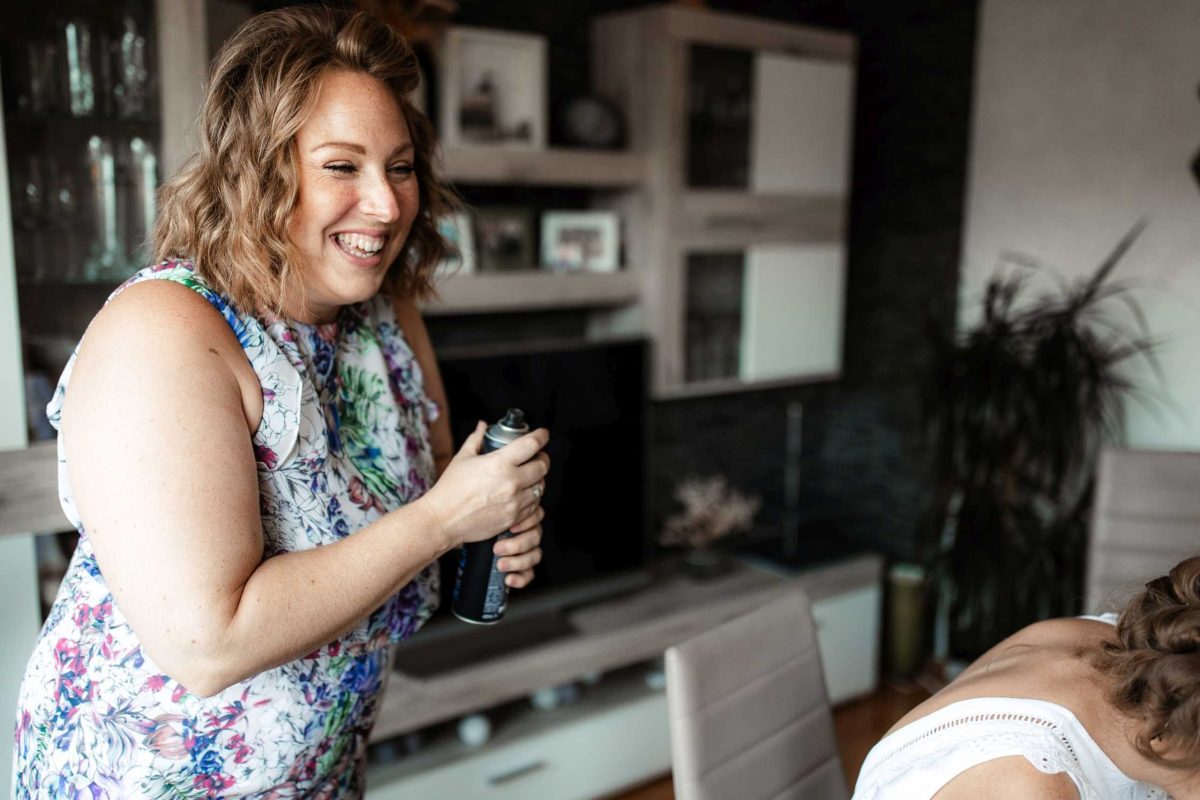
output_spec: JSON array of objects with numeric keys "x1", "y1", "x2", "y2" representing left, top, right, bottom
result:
[
  {"x1": 441, "y1": 146, "x2": 646, "y2": 187},
  {"x1": 592, "y1": 6, "x2": 858, "y2": 397},
  {"x1": 424, "y1": 270, "x2": 639, "y2": 316}
]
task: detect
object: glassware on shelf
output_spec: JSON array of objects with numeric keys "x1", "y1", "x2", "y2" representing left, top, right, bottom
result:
[
  {"x1": 62, "y1": 18, "x2": 97, "y2": 117},
  {"x1": 47, "y1": 156, "x2": 84, "y2": 283},
  {"x1": 85, "y1": 135, "x2": 122, "y2": 281},
  {"x1": 686, "y1": 45, "x2": 753, "y2": 189},
  {"x1": 113, "y1": 12, "x2": 151, "y2": 119},
  {"x1": 11, "y1": 155, "x2": 48, "y2": 283},
  {"x1": 685, "y1": 252, "x2": 745, "y2": 382},
  {"x1": 126, "y1": 137, "x2": 157, "y2": 265},
  {"x1": 23, "y1": 41, "x2": 62, "y2": 116}
]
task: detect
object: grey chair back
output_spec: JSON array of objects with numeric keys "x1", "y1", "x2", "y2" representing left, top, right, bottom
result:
[
  {"x1": 664, "y1": 590, "x2": 847, "y2": 800},
  {"x1": 1084, "y1": 447, "x2": 1200, "y2": 614}
]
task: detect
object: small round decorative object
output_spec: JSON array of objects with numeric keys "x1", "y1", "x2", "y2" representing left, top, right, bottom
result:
[
  {"x1": 561, "y1": 95, "x2": 625, "y2": 149},
  {"x1": 530, "y1": 686, "x2": 561, "y2": 711},
  {"x1": 457, "y1": 713, "x2": 492, "y2": 748}
]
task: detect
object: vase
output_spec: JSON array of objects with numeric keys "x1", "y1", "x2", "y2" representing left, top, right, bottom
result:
[{"x1": 680, "y1": 547, "x2": 729, "y2": 579}]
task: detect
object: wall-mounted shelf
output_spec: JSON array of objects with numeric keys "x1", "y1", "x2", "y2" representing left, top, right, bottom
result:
[
  {"x1": 423, "y1": 270, "x2": 640, "y2": 316},
  {"x1": 656, "y1": 371, "x2": 841, "y2": 401},
  {"x1": 678, "y1": 191, "x2": 846, "y2": 246},
  {"x1": 440, "y1": 146, "x2": 647, "y2": 187}
]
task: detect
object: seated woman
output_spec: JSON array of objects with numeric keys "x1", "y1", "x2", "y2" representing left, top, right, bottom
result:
[{"x1": 853, "y1": 557, "x2": 1200, "y2": 799}]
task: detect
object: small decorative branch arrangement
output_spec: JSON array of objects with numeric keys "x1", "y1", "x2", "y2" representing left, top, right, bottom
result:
[{"x1": 660, "y1": 475, "x2": 762, "y2": 552}]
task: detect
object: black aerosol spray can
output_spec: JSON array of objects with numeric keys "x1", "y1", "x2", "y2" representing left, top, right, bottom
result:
[{"x1": 452, "y1": 408, "x2": 531, "y2": 624}]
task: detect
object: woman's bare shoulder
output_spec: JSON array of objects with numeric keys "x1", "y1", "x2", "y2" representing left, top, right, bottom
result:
[
  {"x1": 82, "y1": 278, "x2": 239, "y2": 351},
  {"x1": 934, "y1": 756, "x2": 1079, "y2": 800},
  {"x1": 66, "y1": 278, "x2": 262, "y2": 434},
  {"x1": 71, "y1": 277, "x2": 256, "y2": 398}
]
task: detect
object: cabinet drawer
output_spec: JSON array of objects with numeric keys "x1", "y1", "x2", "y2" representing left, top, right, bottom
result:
[{"x1": 366, "y1": 691, "x2": 670, "y2": 800}]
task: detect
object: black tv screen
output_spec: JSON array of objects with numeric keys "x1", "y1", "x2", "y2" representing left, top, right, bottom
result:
[{"x1": 433, "y1": 338, "x2": 651, "y2": 612}]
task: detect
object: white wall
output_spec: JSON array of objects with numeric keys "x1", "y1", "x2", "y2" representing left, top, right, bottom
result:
[{"x1": 962, "y1": 0, "x2": 1200, "y2": 448}]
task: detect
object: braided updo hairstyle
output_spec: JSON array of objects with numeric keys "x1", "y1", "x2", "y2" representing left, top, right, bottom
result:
[{"x1": 1091, "y1": 556, "x2": 1200, "y2": 768}]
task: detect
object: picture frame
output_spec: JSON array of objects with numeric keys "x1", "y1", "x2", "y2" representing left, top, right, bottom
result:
[
  {"x1": 475, "y1": 207, "x2": 536, "y2": 273},
  {"x1": 540, "y1": 211, "x2": 621, "y2": 273},
  {"x1": 438, "y1": 27, "x2": 547, "y2": 150},
  {"x1": 434, "y1": 210, "x2": 476, "y2": 280}
]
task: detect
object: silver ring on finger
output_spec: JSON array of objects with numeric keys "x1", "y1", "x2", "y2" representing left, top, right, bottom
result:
[{"x1": 531, "y1": 483, "x2": 543, "y2": 501}]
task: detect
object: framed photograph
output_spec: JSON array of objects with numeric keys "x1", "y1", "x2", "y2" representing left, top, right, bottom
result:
[
  {"x1": 540, "y1": 211, "x2": 621, "y2": 273},
  {"x1": 476, "y1": 207, "x2": 535, "y2": 273},
  {"x1": 439, "y1": 27, "x2": 547, "y2": 150},
  {"x1": 434, "y1": 210, "x2": 476, "y2": 280}
]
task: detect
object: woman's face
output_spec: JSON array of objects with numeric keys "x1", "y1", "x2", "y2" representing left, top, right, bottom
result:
[{"x1": 287, "y1": 69, "x2": 419, "y2": 323}]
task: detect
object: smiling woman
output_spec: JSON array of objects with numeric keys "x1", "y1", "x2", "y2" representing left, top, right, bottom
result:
[
  {"x1": 10, "y1": 7, "x2": 550, "y2": 798},
  {"x1": 287, "y1": 70, "x2": 421, "y2": 323}
]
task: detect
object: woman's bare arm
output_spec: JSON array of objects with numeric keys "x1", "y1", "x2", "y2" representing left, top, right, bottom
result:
[
  {"x1": 63, "y1": 282, "x2": 547, "y2": 696},
  {"x1": 932, "y1": 756, "x2": 1079, "y2": 799}
]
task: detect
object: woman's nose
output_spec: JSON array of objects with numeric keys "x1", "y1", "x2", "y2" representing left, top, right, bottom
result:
[{"x1": 360, "y1": 173, "x2": 401, "y2": 222}]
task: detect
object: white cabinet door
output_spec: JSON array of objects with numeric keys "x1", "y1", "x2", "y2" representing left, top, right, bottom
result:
[
  {"x1": 739, "y1": 243, "x2": 845, "y2": 381},
  {"x1": 812, "y1": 584, "x2": 882, "y2": 705},
  {"x1": 751, "y1": 53, "x2": 855, "y2": 195}
]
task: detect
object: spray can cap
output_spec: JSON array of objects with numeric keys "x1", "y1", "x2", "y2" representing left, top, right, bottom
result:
[{"x1": 499, "y1": 408, "x2": 527, "y2": 431}]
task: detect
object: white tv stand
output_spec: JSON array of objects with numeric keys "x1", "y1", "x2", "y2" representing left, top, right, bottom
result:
[{"x1": 365, "y1": 553, "x2": 882, "y2": 800}]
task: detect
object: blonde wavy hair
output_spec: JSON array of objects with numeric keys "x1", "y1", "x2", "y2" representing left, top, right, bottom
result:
[{"x1": 153, "y1": 6, "x2": 455, "y2": 316}]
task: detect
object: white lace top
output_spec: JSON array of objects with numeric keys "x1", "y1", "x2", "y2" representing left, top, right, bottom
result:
[{"x1": 852, "y1": 616, "x2": 1169, "y2": 800}]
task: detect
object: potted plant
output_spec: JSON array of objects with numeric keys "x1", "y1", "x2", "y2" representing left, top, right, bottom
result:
[{"x1": 921, "y1": 223, "x2": 1159, "y2": 661}]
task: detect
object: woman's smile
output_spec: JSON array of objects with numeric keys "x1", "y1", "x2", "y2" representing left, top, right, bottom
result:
[{"x1": 331, "y1": 229, "x2": 389, "y2": 265}]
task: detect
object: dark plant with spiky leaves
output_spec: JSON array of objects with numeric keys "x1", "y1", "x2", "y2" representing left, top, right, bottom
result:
[{"x1": 921, "y1": 223, "x2": 1159, "y2": 659}]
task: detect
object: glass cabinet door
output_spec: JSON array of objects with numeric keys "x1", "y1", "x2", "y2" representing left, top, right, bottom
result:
[
  {"x1": 3, "y1": 0, "x2": 161, "y2": 369},
  {"x1": 1, "y1": 0, "x2": 162, "y2": 614}
]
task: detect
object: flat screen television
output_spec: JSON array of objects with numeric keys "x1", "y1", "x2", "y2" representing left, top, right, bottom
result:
[{"x1": 392, "y1": 338, "x2": 652, "y2": 674}]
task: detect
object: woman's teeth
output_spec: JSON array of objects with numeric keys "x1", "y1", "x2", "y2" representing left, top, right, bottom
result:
[{"x1": 334, "y1": 232, "x2": 385, "y2": 257}]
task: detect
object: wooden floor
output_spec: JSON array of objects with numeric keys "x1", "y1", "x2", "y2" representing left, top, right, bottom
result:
[{"x1": 613, "y1": 683, "x2": 932, "y2": 799}]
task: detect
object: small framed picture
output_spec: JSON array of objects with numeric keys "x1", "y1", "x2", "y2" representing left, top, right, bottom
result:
[
  {"x1": 540, "y1": 211, "x2": 621, "y2": 273},
  {"x1": 475, "y1": 207, "x2": 535, "y2": 273},
  {"x1": 439, "y1": 27, "x2": 547, "y2": 150},
  {"x1": 434, "y1": 211, "x2": 476, "y2": 280}
]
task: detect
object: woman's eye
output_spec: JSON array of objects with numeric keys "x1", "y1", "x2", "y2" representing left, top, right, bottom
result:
[
  {"x1": 388, "y1": 164, "x2": 415, "y2": 180},
  {"x1": 324, "y1": 163, "x2": 356, "y2": 174}
]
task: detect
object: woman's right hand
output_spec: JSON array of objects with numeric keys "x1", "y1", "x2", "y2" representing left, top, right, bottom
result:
[{"x1": 419, "y1": 421, "x2": 550, "y2": 552}]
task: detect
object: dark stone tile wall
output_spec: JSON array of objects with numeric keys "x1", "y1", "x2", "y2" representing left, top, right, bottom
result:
[{"x1": 423, "y1": 1, "x2": 978, "y2": 564}]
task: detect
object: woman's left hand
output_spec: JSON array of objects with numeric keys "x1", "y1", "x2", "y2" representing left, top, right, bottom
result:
[{"x1": 495, "y1": 506, "x2": 544, "y2": 589}]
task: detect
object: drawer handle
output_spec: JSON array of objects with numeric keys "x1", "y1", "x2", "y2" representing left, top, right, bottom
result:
[{"x1": 487, "y1": 759, "x2": 548, "y2": 785}]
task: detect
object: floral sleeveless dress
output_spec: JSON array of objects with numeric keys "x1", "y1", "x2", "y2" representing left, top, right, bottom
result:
[{"x1": 12, "y1": 261, "x2": 441, "y2": 798}]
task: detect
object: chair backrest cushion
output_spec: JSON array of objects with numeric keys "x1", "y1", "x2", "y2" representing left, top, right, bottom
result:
[
  {"x1": 665, "y1": 589, "x2": 848, "y2": 800},
  {"x1": 1085, "y1": 447, "x2": 1200, "y2": 614}
]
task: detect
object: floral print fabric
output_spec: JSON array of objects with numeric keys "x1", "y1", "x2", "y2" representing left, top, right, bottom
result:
[{"x1": 13, "y1": 261, "x2": 440, "y2": 798}]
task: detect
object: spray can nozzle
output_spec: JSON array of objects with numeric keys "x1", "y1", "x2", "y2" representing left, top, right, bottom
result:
[{"x1": 499, "y1": 408, "x2": 526, "y2": 430}]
